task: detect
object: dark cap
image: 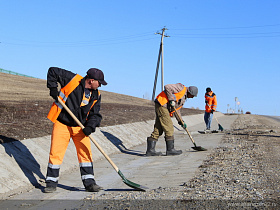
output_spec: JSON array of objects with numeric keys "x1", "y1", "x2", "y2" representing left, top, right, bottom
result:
[
  {"x1": 206, "y1": 87, "x2": 211, "y2": 92},
  {"x1": 87, "y1": 68, "x2": 107, "y2": 85}
]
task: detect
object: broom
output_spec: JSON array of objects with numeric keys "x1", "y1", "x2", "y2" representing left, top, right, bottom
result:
[
  {"x1": 57, "y1": 97, "x2": 148, "y2": 191},
  {"x1": 213, "y1": 113, "x2": 224, "y2": 131}
]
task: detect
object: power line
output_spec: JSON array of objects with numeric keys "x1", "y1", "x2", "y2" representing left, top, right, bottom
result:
[
  {"x1": 1, "y1": 24, "x2": 280, "y2": 47},
  {"x1": 0, "y1": 31, "x2": 157, "y2": 47},
  {"x1": 171, "y1": 32, "x2": 280, "y2": 39},
  {"x1": 173, "y1": 31, "x2": 280, "y2": 36},
  {"x1": 2, "y1": 37, "x2": 158, "y2": 47},
  {"x1": 170, "y1": 23, "x2": 280, "y2": 31}
]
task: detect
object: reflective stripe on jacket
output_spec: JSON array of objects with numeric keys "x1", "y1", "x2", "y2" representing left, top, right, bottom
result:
[
  {"x1": 205, "y1": 91, "x2": 217, "y2": 113},
  {"x1": 47, "y1": 74, "x2": 101, "y2": 123},
  {"x1": 46, "y1": 67, "x2": 102, "y2": 129},
  {"x1": 47, "y1": 74, "x2": 83, "y2": 123}
]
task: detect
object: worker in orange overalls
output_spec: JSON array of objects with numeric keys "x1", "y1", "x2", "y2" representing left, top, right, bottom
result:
[
  {"x1": 44, "y1": 67, "x2": 107, "y2": 193},
  {"x1": 204, "y1": 87, "x2": 217, "y2": 131},
  {"x1": 146, "y1": 84, "x2": 198, "y2": 156}
]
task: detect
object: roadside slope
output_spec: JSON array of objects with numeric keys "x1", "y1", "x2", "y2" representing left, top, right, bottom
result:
[
  {"x1": 0, "y1": 72, "x2": 203, "y2": 142},
  {"x1": 0, "y1": 112, "x2": 226, "y2": 200}
]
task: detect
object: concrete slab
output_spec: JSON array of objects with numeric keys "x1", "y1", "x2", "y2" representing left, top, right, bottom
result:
[
  {"x1": 0, "y1": 114, "x2": 237, "y2": 203},
  {"x1": 0, "y1": 114, "x2": 237, "y2": 209},
  {"x1": 0, "y1": 112, "x2": 232, "y2": 203}
]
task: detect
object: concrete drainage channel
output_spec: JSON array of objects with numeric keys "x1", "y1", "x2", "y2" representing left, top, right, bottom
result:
[{"x1": 0, "y1": 112, "x2": 225, "y2": 200}]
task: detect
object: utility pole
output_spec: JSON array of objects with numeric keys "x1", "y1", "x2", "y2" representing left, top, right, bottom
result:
[
  {"x1": 235, "y1": 97, "x2": 238, "y2": 113},
  {"x1": 152, "y1": 27, "x2": 169, "y2": 101}
]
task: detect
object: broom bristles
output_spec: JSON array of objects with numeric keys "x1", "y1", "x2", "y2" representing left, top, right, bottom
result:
[{"x1": 218, "y1": 124, "x2": 224, "y2": 131}]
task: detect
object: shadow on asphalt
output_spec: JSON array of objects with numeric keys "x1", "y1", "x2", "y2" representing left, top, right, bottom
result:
[
  {"x1": 100, "y1": 131, "x2": 145, "y2": 156},
  {"x1": 104, "y1": 188, "x2": 140, "y2": 192},
  {"x1": 228, "y1": 129, "x2": 280, "y2": 138},
  {"x1": 57, "y1": 184, "x2": 82, "y2": 191}
]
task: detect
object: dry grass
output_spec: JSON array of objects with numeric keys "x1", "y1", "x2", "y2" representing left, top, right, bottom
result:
[{"x1": 0, "y1": 72, "x2": 152, "y2": 106}]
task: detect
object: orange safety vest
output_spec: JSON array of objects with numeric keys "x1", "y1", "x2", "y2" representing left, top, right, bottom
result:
[
  {"x1": 47, "y1": 74, "x2": 87, "y2": 123},
  {"x1": 156, "y1": 86, "x2": 187, "y2": 116},
  {"x1": 79, "y1": 89, "x2": 101, "y2": 119},
  {"x1": 81, "y1": 90, "x2": 100, "y2": 120}
]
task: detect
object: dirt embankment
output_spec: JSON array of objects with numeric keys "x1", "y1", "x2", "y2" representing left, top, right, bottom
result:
[{"x1": 0, "y1": 72, "x2": 203, "y2": 143}]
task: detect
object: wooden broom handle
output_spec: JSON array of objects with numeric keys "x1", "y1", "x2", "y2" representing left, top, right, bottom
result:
[{"x1": 173, "y1": 108, "x2": 196, "y2": 145}]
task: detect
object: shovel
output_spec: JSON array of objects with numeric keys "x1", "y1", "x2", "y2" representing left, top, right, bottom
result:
[
  {"x1": 57, "y1": 97, "x2": 148, "y2": 191},
  {"x1": 173, "y1": 109, "x2": 207, "y2": 151},
  {"x1": 213, "y1": 113, "x2": 224, "y2": 131}
]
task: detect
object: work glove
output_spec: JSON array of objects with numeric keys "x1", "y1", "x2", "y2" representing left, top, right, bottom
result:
[
  {"x1": 178, "y1": 121, "x2": 187, "y2": 129},
  {"x1": 83, "y1": 127, "x2": 93, "y2": 136},
  {"x1": 211, "y1": 110, "x2": 215, "y2": 114},
  {"x1": 49, "y1": 87, "x2": 59, "y2": 102},
  {"x1": 169, "y1": 100, "x2": 175, "y2": 108}
]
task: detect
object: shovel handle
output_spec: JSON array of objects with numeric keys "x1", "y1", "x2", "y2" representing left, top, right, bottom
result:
[
  {"x1": 173, "y1": 109, "x2": 197, "y2": 146},
  {"x1": 213, "y1": 113, "x2": 219, "y2": 123},
  {"x1": 57, "y1": 97, "x2": 119, "y2": 172}
]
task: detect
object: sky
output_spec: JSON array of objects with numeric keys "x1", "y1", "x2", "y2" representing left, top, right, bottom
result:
[{"x1": 1, "y1": 0, "x2": 279, "y2": 116}]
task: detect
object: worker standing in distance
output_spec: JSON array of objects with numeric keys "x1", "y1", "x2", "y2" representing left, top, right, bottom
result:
[
  {"x1": 204, "y1": 87, "x2": 217, "y2": 131},
  {"x1": 44, "y1": 67, "x2": 107, "y2": 193},
  {"x1": 146, "y1": 84, "x2": 198, "y2": 156}
]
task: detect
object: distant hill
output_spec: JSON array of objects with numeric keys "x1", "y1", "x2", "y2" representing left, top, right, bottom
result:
[
  {"x1": 0, "y1": 72, "x2": 153, "y2": 106},
  {"x1": 0, "y1": 71, "x2": 203, "y2": 142}
]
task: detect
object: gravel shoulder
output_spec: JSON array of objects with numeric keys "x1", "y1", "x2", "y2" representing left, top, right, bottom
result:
[{"x1": 78, "y1": 114, "x2": 280, "y2": 209}]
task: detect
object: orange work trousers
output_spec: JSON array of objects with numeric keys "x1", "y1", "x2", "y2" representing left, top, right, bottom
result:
[{"x1": 48, "y1": 120, "x2": 93, "y2": 165}]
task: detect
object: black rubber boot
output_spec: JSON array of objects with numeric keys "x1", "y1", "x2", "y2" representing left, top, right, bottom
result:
[
  {"x1": 44, "y1": 181, "x2": 57, "y2": 193},
  {"x1": 84, "y1": 178, "x2": 103, "y2": 192},
  {"x1": 165, "y1": 136, "x2": 182, "y2": 156},
  {"x1": 44, "y1": 186, "x2": 57, "y2": 193},
  {"x1": 146, "y1": 137, "x2": 162, "y2": 156},
  {"x1": 85, "y1": 183, "x2": 103, "y2": 192}
]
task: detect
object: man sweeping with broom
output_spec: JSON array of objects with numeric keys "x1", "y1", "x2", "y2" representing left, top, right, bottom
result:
[
  {"x1": 204, "y1": 87, "x2": 217, "y2": 131},
  {"x1": 44, "y1": 67, "x2": 107, "y2": 193},
  {"x1": 146, "y1": 84, "x2": 198, "y2": 156}
]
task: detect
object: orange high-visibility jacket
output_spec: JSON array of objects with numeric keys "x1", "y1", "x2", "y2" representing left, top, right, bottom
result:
[
  {"x1": 205, "y1": 91, "x2": 217, "y2": 113},
  {"x1": 156, "y1": 85, "x2": 187, "y2": 116}
]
